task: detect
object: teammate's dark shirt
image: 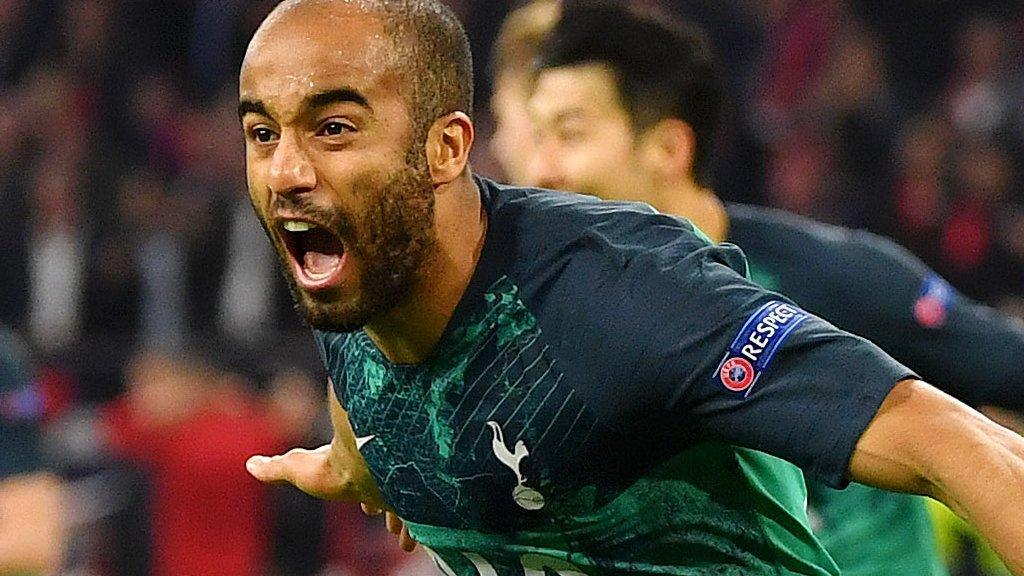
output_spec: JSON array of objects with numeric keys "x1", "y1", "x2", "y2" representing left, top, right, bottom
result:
[
  {"x1": 314, "y1": 179, "x2": 912, "y2": 575},
  {"x1": 724, "y1": 202, "x2": 1021, "y2": 576},
  {"x1": 727, "y1": 202, "x2": 1024, "y2": 411},
  {"x1": 0, "y1": 326, "x2": 42, "y2": 479}
]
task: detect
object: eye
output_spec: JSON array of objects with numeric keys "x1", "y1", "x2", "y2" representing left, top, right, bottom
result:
[
  {"x1": 318, "y1": 121, "x2": 355, "y2": 137},
  {"x1": 556, "y1": 127, "x2": 586, "y2": 145},
  {"x1": 251, "y1": 127, "x2": 277, "y2": 143}
]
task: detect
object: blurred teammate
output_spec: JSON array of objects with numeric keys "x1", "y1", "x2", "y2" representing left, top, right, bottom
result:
[
  {"x1": 524, "y1": 3, "x2": 1024, "y2": 574},
  {"x1": 240, "y1": 1, "x2": 1024, "y2": 574},
  {"x1": 0, "y1": 326, "x2": 61, "y2": 574},
  {"x1": 488, "y1": 0, "x2": 559, "y2": 184}
]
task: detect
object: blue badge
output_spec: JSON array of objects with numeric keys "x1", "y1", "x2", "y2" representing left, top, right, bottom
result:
[
  {"x1": 914, "y1": 274, "x2": 954, "y2": 329},
  {"x1": 715, "y1": 300, "x2": 808, "y2": 395}
]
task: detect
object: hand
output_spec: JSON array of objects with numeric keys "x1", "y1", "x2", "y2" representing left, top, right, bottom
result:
[
  {"x1": 247, "y1": 443, "x2": 383, "y2": 506},
  {"x1": 361, "y1": 503, "x2": 417, "y2": 552},
  {"x1": 249, "y1": 388, "x2": 385, "y2": 506}
]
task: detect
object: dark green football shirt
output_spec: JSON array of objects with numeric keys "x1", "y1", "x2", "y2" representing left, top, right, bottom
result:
[
  {"x1": 0, "y1": 326, "x2": 43, "y2": 479},
  {"x1": 728, "y1": 202, "x2": 1024, "y2": 576},
  {"x1": 315, "y1": 180, "x2": 911, "y2": 575}
]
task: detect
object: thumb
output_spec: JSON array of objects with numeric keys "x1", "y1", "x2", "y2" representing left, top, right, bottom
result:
[
  {"x1": 247, "y1": 446, "x2": 329, "y2": 485},
  {"x1": 246, "y1": 453, "x2": 292, "y2": 484},
  {"x1": 246, "y1": 445, "x2": 344, "y2": 500}
]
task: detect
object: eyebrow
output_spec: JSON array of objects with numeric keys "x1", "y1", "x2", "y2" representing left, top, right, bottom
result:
[
  {"x1": 238, "y1": 88, "x2": 372, "y2": 121},
  {"x1": 551, "y1": 108, "x2": 589, "y2": 124},
  {"x1": 238, "y1": 99, "x2": 270, "y2": 121},
  {"x1": 308, "y1": 88, "x2": 371, "y2": 112}
]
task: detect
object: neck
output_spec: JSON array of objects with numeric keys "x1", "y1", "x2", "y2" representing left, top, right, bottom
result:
[
  {"x1": 646, "y1": 179, "x2": 728, "y2": 243},
  {"x1": 364, "y1": 174, "x2": 486, "y2": 364}
]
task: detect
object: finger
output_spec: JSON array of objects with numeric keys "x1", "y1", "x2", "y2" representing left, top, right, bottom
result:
[
  {"x1": 361, "y1": 502, "x2": 383, "y2": 516},
  {"x1": 399, "y1": 525, "x2": 417, "y2": 552},
  {"x1": 386, "y1": 511, "x2": 402, "y2": 535},
  {"x1": 246, "y1": 455, "x2": 290, "y2": 484},
  {"x1": 247, "y1": 449, "x2": 315, "y2": 486}
]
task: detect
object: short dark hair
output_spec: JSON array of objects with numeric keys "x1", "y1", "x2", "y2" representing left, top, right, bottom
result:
[
  {"x1": 268, "y1": 0, "x2": 473, "y2": 141},
  {"x1": 378, "y1": 0, "x2": 474, "y2": 141},
  {"x1": 538, "y1": 1, "x2": 722, "y2": 186}
]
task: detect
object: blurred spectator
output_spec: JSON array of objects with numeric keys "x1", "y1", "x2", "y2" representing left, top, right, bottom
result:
[
  {"x1": 765, "y1": 129, "x2": 848, "y2": 224},
  {"x1": 752, "y1": 0, "x2": 845, "y2": 140},
  {"x1": 188, "y1": 0, "x2": 247, "y2": 98},
  {"x1": 892, "y1": 114, "x2": 955, "y2": 262},
  {"x1": 175, "y1": 90, "x2": 244, "y2": 334},
  {"x1": 27, "y1": 158, "x2": 87, "y2": 352},
  {"x1": 60, "y1": 0, "x2": 117, "y2": 110},
  {"x1": 124, "y1": 74, "x2": 187, "y2": 176},
  {"x1": 117, "y1": 169, "x2": 189, "y2": 349},
  {"x1": 812, "y1": 19, "x2": 899, "y2": 229},
  {"x1": 101, "y1": 348, "x2": 285, "y2": 576},
  {"x1": 0, "y1": 325, "x2": 63, "y2": 574},
  {"x1": 0, "y1": 0, "x2": 55, "y2": 86},
  {"x1": 0, "y1": 93, "x2": 33, "y2": 329},
  {"x1": 945, "y1": 15, "x2": 1019, "y2": 137},
  {"x1": 219, "y1": 197, "x2": 279, "y2": 342},
  {"x1": 940, "y1": 138, "x2": 1020, "y2": 299}
]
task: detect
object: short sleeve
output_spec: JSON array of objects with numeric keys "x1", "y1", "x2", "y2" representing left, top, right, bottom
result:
[
  {"x1": 638, "y1": 245, "x2": 913, "y2": 488},
  {"x1": 530, "y1": 228, "x2": 913, "y2": 489}
]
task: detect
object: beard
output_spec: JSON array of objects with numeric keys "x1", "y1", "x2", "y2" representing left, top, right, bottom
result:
[{"x1": 264, "y1": 145, "x2": 438, "y2": 333}]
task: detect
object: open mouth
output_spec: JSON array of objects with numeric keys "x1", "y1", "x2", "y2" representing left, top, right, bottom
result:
[{"x1": 278, "y1": 220, "x2": 348, "y2": 292}]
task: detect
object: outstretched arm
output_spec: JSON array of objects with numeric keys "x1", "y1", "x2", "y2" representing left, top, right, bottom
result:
[{"x1": 851, "y1": 379, "x2": 1024, "y2": 575}]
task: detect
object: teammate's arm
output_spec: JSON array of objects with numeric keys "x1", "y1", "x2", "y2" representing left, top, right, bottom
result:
[
  {"x1": 850, "y1": 379, "x2": 1024, "y2": 575},
  {"x1": 0, "y1": 472, "x2": 62, "y2": 574},
  {"x1": 819, "y1": 233, "x2": 1024, "y2": 412}
]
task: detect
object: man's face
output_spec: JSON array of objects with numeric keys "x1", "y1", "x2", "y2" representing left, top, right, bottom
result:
[
  {"x1": 239, "y1": 6, "x2": 437, "y2": 333},
  {"x1": 526, "y1": 63, "x2": 650, "y2": 200},
  {"x1": 489, "y1": 72, "x2": 534, "y2": 185}
]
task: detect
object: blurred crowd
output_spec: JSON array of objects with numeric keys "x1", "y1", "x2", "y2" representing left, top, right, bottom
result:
[{"x1": 1, "y1": 0, "x2": 1022, "y2": 574}]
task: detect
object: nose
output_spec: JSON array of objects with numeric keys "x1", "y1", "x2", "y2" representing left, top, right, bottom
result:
[
  {"x1": 525, "y1": 144, "x2": 566, "y2": 191},
  {"x1": 268, "y1": 131, "x2": 317, "y2": 197}
]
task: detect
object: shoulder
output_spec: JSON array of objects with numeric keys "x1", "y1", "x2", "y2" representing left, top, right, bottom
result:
[
  {"x1": 728, "y1": 203, "x2": 853, "y2": 254},
  {"x1": 482, "y1": 178, "x2": 741, "y2": 278},
  {"x1": 726, "y1": 203, "x2": 929, "y2": 281}
]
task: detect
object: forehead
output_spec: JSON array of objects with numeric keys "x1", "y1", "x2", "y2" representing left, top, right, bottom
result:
[
  {"x1": 530, "y1": 63, "x2": 627, "y2": 120},
  {"x1": 240, "y1": 6, "x2": 398, "y2": 116}
]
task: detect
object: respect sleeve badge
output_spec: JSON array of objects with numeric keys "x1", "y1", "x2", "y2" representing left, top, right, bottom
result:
[{"x1": 714, "y1": 300, "x2": 808, "y2": 396}]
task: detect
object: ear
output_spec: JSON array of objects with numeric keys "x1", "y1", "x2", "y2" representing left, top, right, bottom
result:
[
  {"x1": 638, "y1": 118, "x2": 696, "y2": 181},
  {"x1": 425, "y1": 112, "x2": 475, "y2": 185}
]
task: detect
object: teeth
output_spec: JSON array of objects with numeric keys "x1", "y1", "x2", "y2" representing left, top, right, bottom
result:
[{"x1": 283, "y1": 221, "x2": 314, "y2": 232}]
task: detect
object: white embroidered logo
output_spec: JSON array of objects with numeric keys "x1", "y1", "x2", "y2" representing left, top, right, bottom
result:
[
  {"x1": 355, "y1": 435, "x2": 376, "y2": 451},
  {"x1": 486, "y1": 421, "x2": 545, "y2": 510}
]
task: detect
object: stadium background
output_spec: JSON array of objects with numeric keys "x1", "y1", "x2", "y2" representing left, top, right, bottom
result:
[{"x1": 2, "y1": 0, "x2": 1022, "y2": 574}]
